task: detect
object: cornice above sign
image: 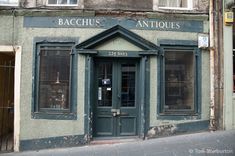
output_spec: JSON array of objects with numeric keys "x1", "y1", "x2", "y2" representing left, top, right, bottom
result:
[{"x1": 24, "y1": 16, "x2": 203, "y2": 32}]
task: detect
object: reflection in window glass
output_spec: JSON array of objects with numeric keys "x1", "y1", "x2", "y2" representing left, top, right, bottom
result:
[
  {"x1": 164, "y1": 51, "x2": 194, "y2": 111},
  {"x1": 38, "y1": 46, "x2": 71, "y2": 111}
]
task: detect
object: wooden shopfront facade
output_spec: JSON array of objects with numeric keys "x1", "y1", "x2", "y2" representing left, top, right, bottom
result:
[{"x1": 0, "y1": 9, "x2": 210, "y2": 151}]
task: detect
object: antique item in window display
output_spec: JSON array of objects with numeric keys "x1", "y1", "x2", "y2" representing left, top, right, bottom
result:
[{"x1": 48, "y1": 72, "x2": 68, "y2": 109}]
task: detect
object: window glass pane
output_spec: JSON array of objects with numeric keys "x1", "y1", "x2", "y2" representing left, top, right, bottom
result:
[
  {"x1": 0, "y1": 0, "x2": 18, "y2": 5},
  {"x1": 181, "y1": 0, "x2": 188, "y2": 7},
  {"x1": 38, "y1": 46, "x2": 71, "y2": 111},
  {"x1": 168, "y1": 0, "x2": 178, "y2": 7},
  {"x1": 70, "y1": 0, "x2": 77, "y2": 4},
  {"x1": 58, "y1": 0, "x2": 67, "y2": 4},
  {"x1": 164, "y1": 51, "x2": 194, "y2": 111},
  {"x1": 97, "y1": 62, "x2": 112, "y2": 107},
  {"x1": 121, "y1": 64, "x2": 136, "y2": 107},
  {"x1": 158, "y1": 0, "x2": 167, "y2": 7},
  {"x1": 158, "y1": 0, "x2": 188, "y2": 8},
  {"x1": 48, "y1": 0, "x2": 78, "y2": 5},
  {"x1": 48, "y1": 0, "x2": 57, "y2": 4}
]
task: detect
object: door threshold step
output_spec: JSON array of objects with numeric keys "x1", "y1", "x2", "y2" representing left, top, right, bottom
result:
[{"x1": 90, "y1": 137, "x2": 141, "y2": 145}]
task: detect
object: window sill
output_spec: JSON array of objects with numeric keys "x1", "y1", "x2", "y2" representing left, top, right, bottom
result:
[
  {"x1": 32, "y1": 112, "x2": 77, "y2": 120},
  {"x1": 46, "y1": 4, "x2": 78, "y2": 7},
  {"x1": 158, "y1": 7, "x2": 193, "y2": 11},
  {"x1": 0, "y1": 4, "x2": 18, "y2": 6},
  {"x1": 157, "y1": 113, "x2": 200, "y2": 120}
]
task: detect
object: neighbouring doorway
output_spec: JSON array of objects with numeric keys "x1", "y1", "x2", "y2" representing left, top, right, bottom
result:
[
  {"x1": 0, "y1": 52, "x2": 15, "y2": 153},
  {"x1": 93, "y1": 58, "x2": 140, "y2": 137}
]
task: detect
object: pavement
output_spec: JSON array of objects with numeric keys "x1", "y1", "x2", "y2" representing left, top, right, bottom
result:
[{"x1": 1, "y1": 130, "x2": 235, "y2": 156}]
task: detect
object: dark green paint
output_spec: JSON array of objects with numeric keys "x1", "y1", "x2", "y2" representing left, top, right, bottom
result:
[
  {"x1": 93, "y1": 59, "x2": 140, "y2": 137},
  {"x1": 20, "y1": 135, "x2": 86, "y2": 151},
  {"x1": 144, "y1": 58, "x2": 150, "y2": 135},
  {"x1": 139, "y1": 57, "x2": 146, "y2": 138},
  {"x1": 84, "y1": 56, "x2": 94, "y2": 140},
  {"x1": 158, "y1": 39, "x2": 198, "y2": 46},
  {"x1": 176, "y1": 120, "x2": 209, "y2": 133},
  {"x1": 78, "y1": 50, "x2": 158, "y2": 57},
  {"x1": 31, "y1": 112, "x2": 77, "y2": 120}
]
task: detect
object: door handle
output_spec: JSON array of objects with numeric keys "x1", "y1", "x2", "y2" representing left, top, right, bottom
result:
[
  {"x1": 111, "y1": 109, "x2": 120, "y2": 116},
  {"x1": 117, "y1": 94, "x2": 121, "y2": 99},
  {"x1": 112, "y1": 112, "x2": 117, "y2": 117}
]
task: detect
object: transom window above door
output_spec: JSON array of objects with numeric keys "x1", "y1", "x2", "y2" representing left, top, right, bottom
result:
[
  {"x1": 47, "y1": 0, "x2": 78, "y2": 6},
  {"x1": 0, "y1": 0, "x2": 18, "y2": 6},
  {"x1": 158, "y1": 0, "x2": 193, "y2": 10}
]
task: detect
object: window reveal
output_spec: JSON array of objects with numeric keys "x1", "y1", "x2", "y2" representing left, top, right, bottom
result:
[
  {"x1": 38, "y1": 46, "x2": 71, "y2": 111},
  {"x1": 165, "y1": 51, "x2": 194, "y2": 111}
]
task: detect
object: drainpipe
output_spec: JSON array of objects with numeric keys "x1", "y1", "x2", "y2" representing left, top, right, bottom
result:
[{"x1": 209, "y1": 0, "x2": 216, "y2": 131}]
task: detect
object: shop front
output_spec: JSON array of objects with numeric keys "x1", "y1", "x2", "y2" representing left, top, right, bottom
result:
[{"x1": 0, "y1": 13, "x2": 210, "y2": 151}]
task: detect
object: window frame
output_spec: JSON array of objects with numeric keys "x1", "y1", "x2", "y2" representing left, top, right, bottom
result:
[
  {"x1": 158, "y1": 45, "x2": 201, "y2": 118},
  {"x1": 158, "y1": 0, "x2": 193, "y2": 10},
  {"x1": 32, "y1": 39, "x2": 78, "y2": 120},
  {"x1": 0, "y1": 0, "x2": 18, "y2": 6},
  {"x1": 46, "y1": 0, "x2": 79, "y2": 6}
]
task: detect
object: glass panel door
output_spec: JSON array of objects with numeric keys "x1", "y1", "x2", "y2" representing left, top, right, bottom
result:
[{"x1": 93, "y1": 59, "x2": 139, "y2": 137}]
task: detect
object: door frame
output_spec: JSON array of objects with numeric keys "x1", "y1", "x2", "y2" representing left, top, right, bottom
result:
[
  {"x1": 0, "y1": 46, "x2": 21, "y2": 152},
  {"x1": 83, "y1": 53, "x2": 151, "y2": 140}
]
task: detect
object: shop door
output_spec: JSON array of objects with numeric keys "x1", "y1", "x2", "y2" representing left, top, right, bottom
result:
[{"x1": 93, "y1": 59, "x2": 139, "y2": 137}]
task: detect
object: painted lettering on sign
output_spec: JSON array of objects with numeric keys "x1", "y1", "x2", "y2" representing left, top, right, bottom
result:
[
  {"x1": 108, "y1": 51, "x2": 128, "y2": 57},
  {"x1": 58, "y1": 18, "x2": 104, "y2": 27},
  {"x1": 136, "y1": 20, "x2": 180, "y2": 30}
]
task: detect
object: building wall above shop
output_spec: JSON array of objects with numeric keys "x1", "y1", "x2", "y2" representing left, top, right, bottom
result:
[
  {"x1": 85, "y1": 0, "x2": 152, "y2": 11},
  {"x1": 0, "y1": 0, "x2": 209, "y2": 13}
]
